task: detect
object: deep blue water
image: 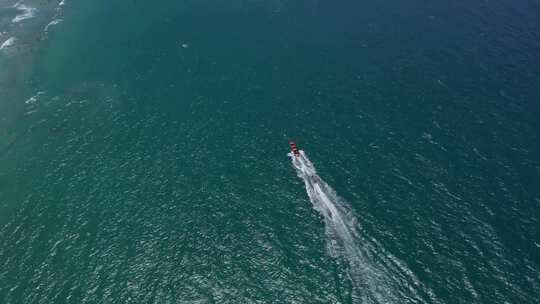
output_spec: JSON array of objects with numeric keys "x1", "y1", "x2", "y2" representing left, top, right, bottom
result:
[{"x1": 1, "y1": 0, "x2": 539, "y2": 303}]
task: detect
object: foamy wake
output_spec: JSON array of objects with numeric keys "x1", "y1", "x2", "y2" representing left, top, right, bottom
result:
[{"x1": 291, "y1": 151, "x2": 436, "y2": 303}]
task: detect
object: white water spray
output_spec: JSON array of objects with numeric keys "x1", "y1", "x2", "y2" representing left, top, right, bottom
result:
[{"x1": 291, "y1": 150, "x2": 430, "y2": 303}]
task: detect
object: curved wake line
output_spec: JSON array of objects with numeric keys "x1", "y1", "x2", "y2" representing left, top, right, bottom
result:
[{"x1": 291, "y1": 151, "x2": 437, "y2": 303}]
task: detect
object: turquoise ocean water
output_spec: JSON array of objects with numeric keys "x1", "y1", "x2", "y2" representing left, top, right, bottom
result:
[{"x1": 1, "y1": 0, "x2": 539, "y2": 303}]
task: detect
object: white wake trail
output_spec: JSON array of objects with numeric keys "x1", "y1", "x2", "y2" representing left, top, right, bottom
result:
[{"x1": 291, "y1": 150, "x2": 425, "y2": 303}]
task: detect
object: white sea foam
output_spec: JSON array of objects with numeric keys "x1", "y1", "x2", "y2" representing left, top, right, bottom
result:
[
  {"x1": 55, "y1": 0, "x2": 67, "y2": 13},
  {"x1": 0, "y1": 37, "x2": 16, "y2": 50},
  {"x1": 44, "y1": 19, "x2": 63, "y2": 32},
  {"x1": 24, "y1": 92, "x2": 45, "y2": 104},
  {"x1": 12, "y1": 2, "x2": 37, "y2": 23},
  {"x1": 43, "y1": 1, "x2": 68, "y2": 38}
]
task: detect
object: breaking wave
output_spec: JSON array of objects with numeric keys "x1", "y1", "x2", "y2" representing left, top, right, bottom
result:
[
  {"x1": 12, "y1": 2, "x2": 37, "y2": 23},
  {"x1": 0, "y1": 37, "x2": 16, "y2": 50}
]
